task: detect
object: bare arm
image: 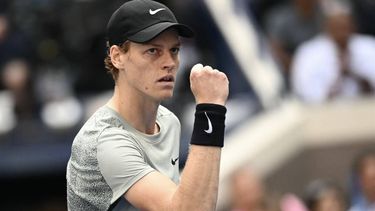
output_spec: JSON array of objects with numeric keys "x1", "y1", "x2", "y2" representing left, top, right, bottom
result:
[
  {"x1": 171, "y1": 145, "x2": 221, "y2": 210},
  {"x1": 124, "y1": 64, "x2": 229, "y2": 211}
]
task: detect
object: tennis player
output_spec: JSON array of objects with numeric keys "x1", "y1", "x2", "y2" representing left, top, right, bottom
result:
[{"x1": 66, "y1": 0, "x2": 229, "y2": 210}]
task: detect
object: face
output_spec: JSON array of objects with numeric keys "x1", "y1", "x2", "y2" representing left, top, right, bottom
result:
[
  {"x1": 360, "y1": 156, "x2": 375, "y2": 202},
  {"x1": 0, "y1": 15, "x2": 9, "y2": 40},
  {"x1": 325, "y1": 13, "x2": 354, "y2": 48},
  {"x1": 2, "y1": 60, "x2": 29, "y2": 91},
  {"x1": 117, "y1": 29, "x2": 180, "y2": 102},
  {"x1": 231, "y1": 170, "x2": 265, "y2": 211},
  {"x1": 313, "y1": 189, "x2": 346, "y2": 211}
]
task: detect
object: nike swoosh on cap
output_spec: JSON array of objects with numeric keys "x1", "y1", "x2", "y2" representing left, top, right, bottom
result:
[
  {"x1": 149, "y1": 8, "x2": 166, "y2": 15},
  {"x1": 204, "y1": 112, "x2": 213, "y2": 134}
]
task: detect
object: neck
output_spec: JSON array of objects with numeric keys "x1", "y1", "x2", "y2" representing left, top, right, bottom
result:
[{"x1": 107, "y1": 85, "x2": 159, "y2": 135}]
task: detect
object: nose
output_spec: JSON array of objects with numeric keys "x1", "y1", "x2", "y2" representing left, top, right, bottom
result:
[{"x1": 162, "y1": 51, "x2": 178, "y2": 72}]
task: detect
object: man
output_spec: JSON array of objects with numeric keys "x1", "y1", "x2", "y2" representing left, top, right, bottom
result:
[
  {"x1": 291, "y1": 2, "x2": 375, "y2": 103},
  {"x1": 349, "y1": 148, "x2": 375, "y2": 211},
  {"x1": 264, "y1": 0, "x2": 322, "y2": 85},
  {"x1": 303, "y1": 179, "x2": 347, "y2": 211},
  {"x1": 66, "y1": 0, "x2": 229, "y2": 210},
  {"x1": 229, "y1": 166, "x2": 267, "y2": 211}
]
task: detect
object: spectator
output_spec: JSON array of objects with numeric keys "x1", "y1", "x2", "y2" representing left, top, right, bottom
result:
[
  {"x1": 264, "y1": 0, "x2": 322, "y2": 83},
  {"x1": 303, "y1": 179, "x2": 347, "y2": 211},
  {"x1": 229, "y1": 166, "x2": 267, "y2": 211},
  {"x1": 349, "y1": 148, "x2": 375, "y2": 211},
  {"x1": 291, "y1": 1, "x2": 375, "y2": 103},
  {"x1": 0, "y1": 59, "x2": 38, "y2": 134},
  {"x1": 0, "y1": 13, "x2": 33, "y2": 87},
  {"x1": 2, "y1": 59, "x2": 37, "y2": 119},
  {"x1": 35, "y1": 65, "x2": 83, "y2": 130}
]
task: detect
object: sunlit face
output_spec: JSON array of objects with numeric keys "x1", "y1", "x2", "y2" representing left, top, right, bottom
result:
[{"x1": 118, "y1": 29, "x2": 180, "y2": 102}]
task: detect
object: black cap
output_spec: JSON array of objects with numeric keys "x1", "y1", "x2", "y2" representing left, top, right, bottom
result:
[{"x1": 107, "y1": 0, "x2": 194, "y2": 46}]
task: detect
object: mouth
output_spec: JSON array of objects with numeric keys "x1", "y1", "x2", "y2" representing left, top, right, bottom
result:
[{"x1": 157, "y1": 75, "x2": 175, "y2": 83}]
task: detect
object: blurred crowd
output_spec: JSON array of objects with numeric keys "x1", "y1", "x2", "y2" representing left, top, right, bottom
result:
[
  {"x1": 0, "y1": 0, "x2": 374, "y2": 136},
  {"x1": 259, "y1": 0, "x2": 375, "y2": 102},
  {"x1": 228, "y1": 147, "x2": 375, "y2": 211},
  {"x1": 1, "y1": 0, "x2": 375, "y2": 140}
]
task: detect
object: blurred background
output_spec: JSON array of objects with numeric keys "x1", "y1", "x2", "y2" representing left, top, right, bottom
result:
[{"x1": 0, "y1": 0, "x2": 375, "y2": 210}]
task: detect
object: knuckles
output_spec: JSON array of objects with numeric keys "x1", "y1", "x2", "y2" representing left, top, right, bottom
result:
[
  {"x1": 190, "y1": 64, "x2": 227, "y2": 79},
  {"x1": 190, "y1": 64, "x2": 229, "y2": 90}
]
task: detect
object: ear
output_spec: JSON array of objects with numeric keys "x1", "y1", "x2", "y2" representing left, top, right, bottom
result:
[{"x1": 109, "y1": 45, "x2": 125, "y2": 70}]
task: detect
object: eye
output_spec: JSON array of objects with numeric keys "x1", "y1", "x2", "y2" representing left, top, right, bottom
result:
[
  {"x1": 171, "y1": 47, "x2": 180, "y2": 55},
  {"x1": 147, "y1": 48, "x2": 158, "y2": 55}
]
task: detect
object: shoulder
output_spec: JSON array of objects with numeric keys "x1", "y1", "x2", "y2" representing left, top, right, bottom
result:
[
  {"x1": 73, "y1": 106, "x2": 130, "y2": 146},
  {"x1": 352, "y1": 34, "x2": 375, "y2": 43},
  {"x1": 158, "y1": 105, "x2": 179, "y2": 121},
  {"x1": 79, "y1": 106, "x2": 123, "y2": 131},
  {"x1": 351, "y1": 34, "x2": 375, "y2": 50},
  {"x1": 293, "y1": 35, "x2": 332, "y2": 60},
  {"x1": 299, "y1": 35, "x2": 329, "y2": 50},
  {"x1": 348, "y1": 205, "x2": 361, "y2": 211},
  {"x1": 157, "y1": 105, "x2": 174, "y2": 116},
  {"x1": 157, "y1": 105, "x2": 181, "y2": 132}
]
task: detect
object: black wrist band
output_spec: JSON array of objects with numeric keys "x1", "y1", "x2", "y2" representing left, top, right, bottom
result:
[{"x1": 190, "y1": 103, "x2": 227, "y2": 147}]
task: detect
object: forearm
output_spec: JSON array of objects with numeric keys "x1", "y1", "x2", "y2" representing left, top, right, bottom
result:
[
  {"x1": 168, "y1": 104, "x2": 226, "y2": 211},
  {"x1": 170, "y1": 145, "x2": 221, "y2": 211},
  {"x1": 164, "y1": 65, "x2": 228, "y2": 211}
]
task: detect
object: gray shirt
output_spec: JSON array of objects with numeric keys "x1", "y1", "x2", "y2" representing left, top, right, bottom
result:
[{"x1": 67, "y1": 105, "x2": 181, "y2": 210}]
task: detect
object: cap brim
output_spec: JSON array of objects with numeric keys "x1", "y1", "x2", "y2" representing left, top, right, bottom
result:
[{"x1": 127, "y1": 22, "x2": 194, "y2": 43}]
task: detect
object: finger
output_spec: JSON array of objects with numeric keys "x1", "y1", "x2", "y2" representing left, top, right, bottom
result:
[
  {"x1": 203, "y1": 65, "x2": 213, "y2": 71},
  {"x1": 191, "y1": 63, "x2": 203, "y2": 72}
]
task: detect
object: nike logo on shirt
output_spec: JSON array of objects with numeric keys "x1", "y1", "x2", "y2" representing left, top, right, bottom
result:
[
  {"x1": 204, "y1": 112, "x2": 213, "y2": 134},
  {"x1": 171, "y1": 157, "x2": 179, "y2": 165},
  {"x1": 149, "y1": 8, "x2": 165, "y2": 15}
]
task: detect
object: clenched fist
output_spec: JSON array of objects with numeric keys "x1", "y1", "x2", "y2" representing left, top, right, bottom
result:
[{"x1": 190, "y1": 63, "x2": 229, "y2": 106}]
